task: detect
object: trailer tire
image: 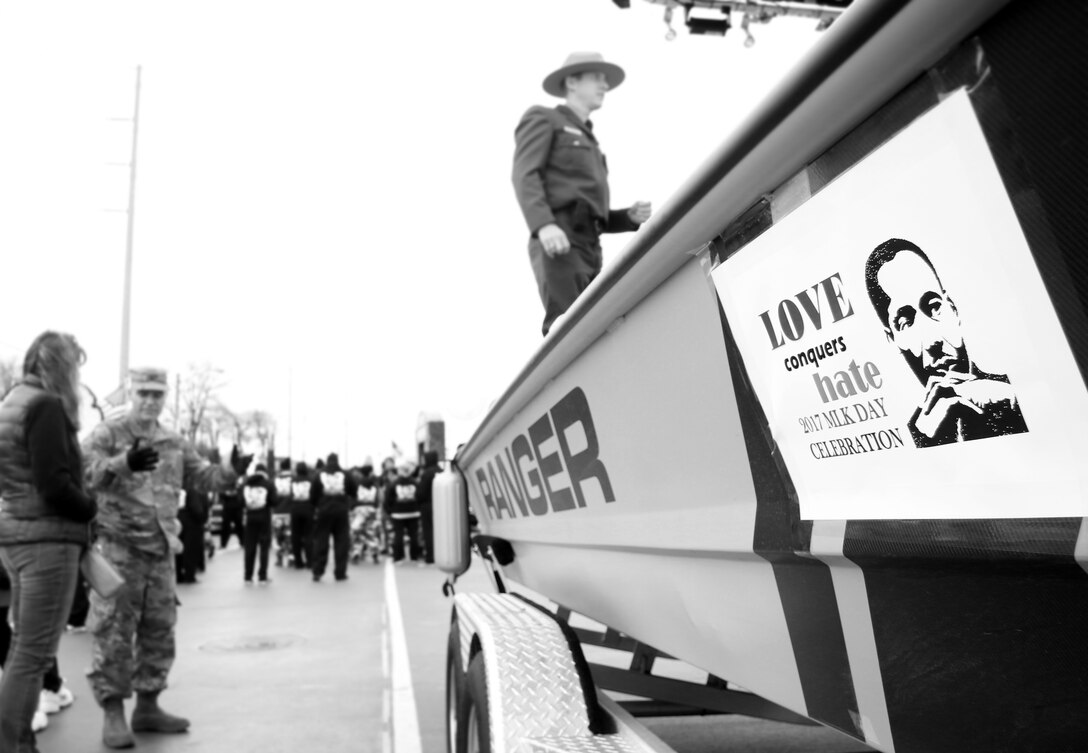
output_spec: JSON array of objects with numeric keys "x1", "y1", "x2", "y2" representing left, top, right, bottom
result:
[
  {"x1": 445, "y1": 618, "x2": 466, "y2": 753},
  {"x1": 455, "y1": 655, "x2": 491, "y2": 753}
]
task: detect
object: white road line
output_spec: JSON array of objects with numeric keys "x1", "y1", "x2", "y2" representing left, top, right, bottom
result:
[{"x1": 386, "y1": 558, "x2": 422, "y2": 753}]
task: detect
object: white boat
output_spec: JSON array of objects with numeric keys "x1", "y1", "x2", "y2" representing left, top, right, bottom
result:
[{"x1": 437, "y1": 1, "x2": 1088, "y2": 752}]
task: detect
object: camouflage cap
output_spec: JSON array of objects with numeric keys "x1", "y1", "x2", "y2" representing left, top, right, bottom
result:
[{"x1": 129, "y1": 366, "x2": 168, "y2": 392}]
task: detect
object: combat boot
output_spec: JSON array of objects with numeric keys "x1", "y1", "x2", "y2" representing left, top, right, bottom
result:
[
  {"x1": 130, "y1": 691, "x2": 190, "y2": 733},
  {"x1": 102, "y1": 698, "x2": 135, "y2": 749}
]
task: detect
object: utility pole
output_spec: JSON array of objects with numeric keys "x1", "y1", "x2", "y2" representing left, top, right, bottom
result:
[{"x1": 118, "y1": 65, "x2": 142, "y2": 384}]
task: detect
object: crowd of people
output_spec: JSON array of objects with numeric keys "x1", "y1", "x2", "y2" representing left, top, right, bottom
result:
[
  {"x1": 0, "y1": 332, "x2": 445, "y2": 752},
  {"x1": 174, "y1": 447, "x2": 443, "y2": 588}
]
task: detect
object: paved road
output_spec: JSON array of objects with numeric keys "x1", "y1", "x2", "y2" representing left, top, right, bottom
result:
[
  {"x1": 40, "y1": 545, "x2": 482, "y2": 753},
  {"x1": 32, "y1": 545, "x2": 870, "y2": 753}
]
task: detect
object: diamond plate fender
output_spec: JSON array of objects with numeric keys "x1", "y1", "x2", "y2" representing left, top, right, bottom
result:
[{"x1": 452, "y1": 593, "x2": 598, "y2": 753}]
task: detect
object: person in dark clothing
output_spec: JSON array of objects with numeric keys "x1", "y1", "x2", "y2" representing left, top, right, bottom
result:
[
  {"x1": 352, "y1": 463, "x2": 382, "y2": 562},
  {"x1": 415, "y1": 451, "x2": 441, "y2": 565},
  {"x1": 513, "y1": 51, "x2": 651, "y2": 335},
  {"x1": 67, "y1": 574, "x2": 90, "y2": 629},
  {"x1": 386, "y1": 459, "x2": 421, "y2": 564},
  {"x1": 377, "y1": 457, "x2": 398, "y2": 556},
  {"x1": 242, "y1": 465, "x2": 276, "y2": 584},
  {"x1": 218, "y1": 483, "x2": 245, "y2": 550},
  {"x1": 270, "y1": 462, "x2": 293, "y2": 567},
  {"x1": 176, "y1": 480, "x2": 210, "y2": 584},
  {"x1": 311, "y1": 453, "x2": 357, "y2": 582},
  {"x1": 289, "y1": 462, "x2": 314, "y2": 569},
  {"x1": 0, "y1": 331, "x2": 97, "y2": 751}
]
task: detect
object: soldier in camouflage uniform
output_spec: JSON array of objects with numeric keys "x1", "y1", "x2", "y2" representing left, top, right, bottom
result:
[{"x1": 82, "y1": 367, "x2": 243, "y2": 749}]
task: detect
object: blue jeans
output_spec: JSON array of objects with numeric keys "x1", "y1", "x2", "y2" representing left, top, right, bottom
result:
[{"x1": 0, "y1": 542, "x2": 81, "y2": 753}]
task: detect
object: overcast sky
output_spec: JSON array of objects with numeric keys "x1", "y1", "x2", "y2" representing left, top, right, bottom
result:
[{"x1": 0, "y1": 0, "x2": 826, "y2": 466}]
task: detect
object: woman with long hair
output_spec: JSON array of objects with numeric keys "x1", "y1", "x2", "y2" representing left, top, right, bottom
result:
[{"x1": 0, "y1": 331, "x2": 97, "y2": 752}]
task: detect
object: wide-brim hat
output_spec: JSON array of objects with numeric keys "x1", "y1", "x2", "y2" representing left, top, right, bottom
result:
[{"x1": 542, "y1": 51, "x2": 625, "y2": 98}]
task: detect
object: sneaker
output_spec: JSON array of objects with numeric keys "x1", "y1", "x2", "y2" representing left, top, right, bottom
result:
[
  {"x1": 244, "y1": 579, "x2": 253, "y2": 586},
  {"x1": 31, "y1": 709, "x2": 48, "y2": 732},
  {"x1": 41, "y1": 685, "x2": 74, "y2": 713},
  {"x1": 258, "y1": 578, "x2": 271, "y2": 586}
]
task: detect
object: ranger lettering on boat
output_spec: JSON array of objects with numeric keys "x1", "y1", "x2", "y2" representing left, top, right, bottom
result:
[{"x1": 474, "y1": 387, "x2": 615, "y2": 521}]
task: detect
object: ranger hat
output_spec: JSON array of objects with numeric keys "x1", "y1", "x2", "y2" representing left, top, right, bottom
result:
[
  {"x1": 129, "y1": 366, "x2": 168, "y2": 392},
  {"x1": 542, "y1": 51, "x2": 625, "y2": 98}
]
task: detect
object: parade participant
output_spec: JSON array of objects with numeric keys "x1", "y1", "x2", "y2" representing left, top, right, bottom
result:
[
  {"x1": 310, "y1": 453, "x2": 356, "y2": 582},
  {"x1": 217, "y1": 477, "x2": 245, "y2": 550},
  {"x1": 415, "y1": 451, "x2": 441, "y2": 565},
  {"x1": 513, "y1": 51, "x2": 652, "y2": 335},
  {"x1": 82, "y1": 366, "x2": 244, "y2": 749},
  {"x1": 175, "y1": 479, "x2": 210, "y2": 585},
  {"x1": 289, "y1": 461, "x2": 314, "y2": 570},
  {"x1": 385, "y1": 458, "x2": 422, "y2": 564},
  {"x1": 353, "y1": 462, "x2": 382, "y2": 562},
  {"x1": 0, "y1": 331, "x2": 97, "y2": 752},
  {"x1": 271, "y1": 460, "x2": 293, "y2": 567},
  {"x1": 377, "y1": 456, "x2": 398, "y2": 556},
  {"x1": 242, "y1": 464, "x2": 276, "y2": 584}
]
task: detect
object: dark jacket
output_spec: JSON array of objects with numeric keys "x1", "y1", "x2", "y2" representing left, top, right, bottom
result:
[
  {"x1": 386, "y1": 476, "x2": 420, "y2": 519},
  {"x1": 512, "y1": 104, "x2": 640, "y2": 237},
  {"x1": 242, "y1": 472, "x2": 276, "y2": 523},
  {"x1": 355, "y1": 469, "x2": 379, "y2": 508},
  {"x1": 289, "y1": 471, "x2": 314, "y2": 516},
  {"x1": 0, "y1": 381, "x2": 95, "y2": 546},
  {"x1": 312, "y1": 457, "x2": 356, "y2": 514},
  {"x1": 272, "y1": 471, "x2": 293, "y2": 514},
  {"x1": 415, "y1": 453, "x2": 440, "y2": 508}
]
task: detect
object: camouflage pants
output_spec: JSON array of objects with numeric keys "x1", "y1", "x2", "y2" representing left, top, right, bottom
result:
[{"x1": 86, "y1": 539, "x2": 177, "y2": 704}]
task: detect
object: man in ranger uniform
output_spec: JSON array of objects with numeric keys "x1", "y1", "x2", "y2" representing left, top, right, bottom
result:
[
  {"x1": 82, "y1": 367, "x2": 245, "y2": 748},
  {"x1": 513, "y1": 51, "x2": 652, "y2": 336}
]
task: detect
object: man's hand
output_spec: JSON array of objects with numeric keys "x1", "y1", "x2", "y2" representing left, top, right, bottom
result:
[
  {"x1": 537, "y1": 223, "x2": 570, "y2": 257},
  {"x1": 914, "y1": 371, "x2": 1017, "y2": 439},
  {"x1": 627, "y1": 201, "x2": 652, "y2": 224},
  {"x1": 126, "y1": 438, "x2": 160, "y2": 473}
]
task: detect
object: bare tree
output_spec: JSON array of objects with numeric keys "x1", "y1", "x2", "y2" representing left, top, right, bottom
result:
[
  {"x1": 237, "y1": 410, "x2": 277, "y2": 457},
  {"x1": 168, "y1": 362, "x2": 228, "y2": 444}
]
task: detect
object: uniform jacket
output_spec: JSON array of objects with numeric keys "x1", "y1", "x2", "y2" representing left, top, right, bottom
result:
[
  {"x1": 0, "y1": 380, "x2": 95, "y2": 547},
  {"x1": 272, "y1": 471, "x2": 293, "y2": 514},
  {"x1": 512, "y1": 104, "x2": 640, "y2": 237},
  {"x1": 386, "y1": 476, "x2": 420, "y2": 519},
  {"x1": 289, "y1": 473, "x2": 314, "y2": 516},
  {"x1": 82, "y1": 414, "x2": 238, "y2": 555},
  {"x1": 243, "y1": 472, "x2": 276, "y2": 523},
  {"x1": 355, "y1": 472, "x2": 379, "y2": 508},
  {"x1": 312, "y1": 465, "x2": 357, "y2": 514}
]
